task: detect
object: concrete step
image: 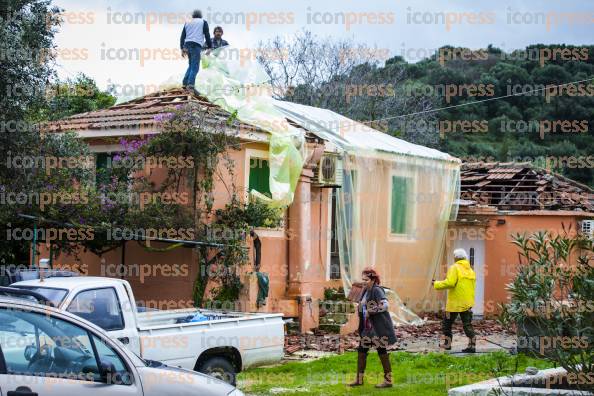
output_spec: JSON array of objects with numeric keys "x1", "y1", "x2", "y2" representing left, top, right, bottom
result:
[
  {"x1": 286, "y1": 321, "x2": 300, "y2": 336},
  {"x1": 323, "y1": 287, "x2": 347, "y2": 301},
  {"x1": 319, "y1": 313, "x2": 349, "y2": 325},
  {"x1": 319, "y1": 300, "x2": 356, "y2": 314},
  {"x1": 317, "y1": 323, "x2": 341, "y2": 333}
]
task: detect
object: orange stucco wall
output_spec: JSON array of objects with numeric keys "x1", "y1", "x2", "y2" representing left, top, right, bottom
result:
[
  {"x1": 483, "y1": 214, "x2": 582, "y2": 315},
  {"x1": 37, "y1": 140, "x2": 342, "y2": 321},
  {"x1": 444, "y1": 213, "x2": 586, "y2": 317}
]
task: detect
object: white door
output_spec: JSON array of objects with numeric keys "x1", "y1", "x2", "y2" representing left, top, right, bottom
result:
[
  {"x1": 453, "y1": 236, "x2": 485, "y2": 316},
  {"x1": 65, "y1": 287, "x2": 141, "y2": 355}
]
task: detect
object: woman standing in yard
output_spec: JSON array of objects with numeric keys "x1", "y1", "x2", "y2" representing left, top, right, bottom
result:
[{"x1": 349, "y1": 267, "x2": 397, "y2": 388}]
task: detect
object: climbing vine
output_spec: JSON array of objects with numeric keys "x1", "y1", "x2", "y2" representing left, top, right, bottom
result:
[{"x1": 146, "y1": 104, "x2": 283, "y2": 307}]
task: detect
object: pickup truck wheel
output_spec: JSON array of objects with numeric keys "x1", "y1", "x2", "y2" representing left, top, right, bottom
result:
[{"x1": 199, "y1": 357, "x2": 236, "y2": 385}]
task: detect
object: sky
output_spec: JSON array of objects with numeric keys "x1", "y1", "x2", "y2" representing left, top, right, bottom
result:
[{"x1": 52, "y1": 0, "x2": 594, "y2": 100}]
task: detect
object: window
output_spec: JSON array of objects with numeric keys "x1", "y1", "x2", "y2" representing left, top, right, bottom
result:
[
  {"x1": 329, "y1": 189, "x2": 341, "y2": 280},
  {"x1": 67, "y1": 288, "x2": 125, "y2": 331},
  {"x1": 16, "y1": 286, "x2": 68, "y2": 306},
  {"x1": 249, "y1": 157, "x2": 271, "y2": 198},
  {"x1": 0, "y1": 308, "x2": 99, "y2": 381},
  {"x1": 95, "y1": 152, "x2": 116, "y2": 186},
  {"x1": 92, "y1": 334, "x2": 132, "y2": 385},
  {"x1": 470, "y1": 247, "x2": 475, "y2": 268},
  {"x1": 335, "y1": 169, "x2": 357, "y2": 280},
  {"x1": 390, "y1": 175, "x2": 413, "y2": 235}
]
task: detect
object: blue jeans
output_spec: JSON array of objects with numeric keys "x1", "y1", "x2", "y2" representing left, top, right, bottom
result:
[{"x1": 182, "y1": 42, "x2": 202, "y2": 88}]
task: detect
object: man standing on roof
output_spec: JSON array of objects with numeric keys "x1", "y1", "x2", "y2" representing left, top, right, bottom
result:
[
  {"x1": 180, "y1": 9, "x2": 212, "y2": 91},
  {"x1": 212, "y1": 26, "x2": 229, "y2": 49},
  {"x1": 433, "y1": 248, "x2": 477, "y2": 353}
]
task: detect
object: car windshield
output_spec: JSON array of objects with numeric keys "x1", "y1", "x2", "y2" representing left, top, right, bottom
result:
[{"x1": 15, "y1": 286, "x2": 68, "y2": 306}]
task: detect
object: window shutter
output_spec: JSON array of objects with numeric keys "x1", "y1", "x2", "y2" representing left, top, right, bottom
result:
[
  {"x1": 391, "y1": 176, "x2": 410, "y2": 234},
  {"x1": 249, "y1": 158, "x2": 271, "y2": 198},
  {"x1": 95, "y1": 153, "x2": 110, "y2": 186}
]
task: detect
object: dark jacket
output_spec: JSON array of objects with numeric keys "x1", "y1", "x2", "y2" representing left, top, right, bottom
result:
[
  {"x1": 212, "y1": 38, "x2": 229, "y2": 49},
  {"x1": 358, "y1": 285, "x2": 397, "y2": 346}
]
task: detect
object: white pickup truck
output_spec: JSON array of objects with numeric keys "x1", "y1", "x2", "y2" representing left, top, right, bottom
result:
[{"x1": 11, "y1": 275, "x2": 284, "y2": 384}]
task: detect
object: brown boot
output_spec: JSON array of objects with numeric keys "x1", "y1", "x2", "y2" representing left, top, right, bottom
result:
[
  {"x1": 348, "y1": 352, "x2": 367, "y2": 386},
  {"x1": 375, "y1": 353, "x2": 393, "y2": 388},
  {"x1": 462, "y1": 337, "x2": 476, "y2": 353},
  {"x1": 439, "y1": 335, "x2": 452, "y2": 351}
]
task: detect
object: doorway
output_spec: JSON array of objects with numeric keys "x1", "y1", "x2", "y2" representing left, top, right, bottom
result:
[{"x1": 453, "y1": 232, "x2": 485, "y2": 316}]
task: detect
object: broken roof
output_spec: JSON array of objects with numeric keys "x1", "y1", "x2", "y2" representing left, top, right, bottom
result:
[
  {"x1": 461, "y1": 162, "x2": 594, "y2": 212},
  {"x1": 41, "y1": 88, "x2": 267, "y2": 138}
]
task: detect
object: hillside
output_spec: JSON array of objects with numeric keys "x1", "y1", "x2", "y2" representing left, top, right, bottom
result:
[{"x1": 289, "y1": 44, "x2": 594, "y2": 187}]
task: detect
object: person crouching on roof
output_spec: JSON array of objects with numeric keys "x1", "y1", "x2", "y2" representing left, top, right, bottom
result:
[
  {"x1": 349, "y1": 267, "x2": 397, "y2": 388},
  {"x1": 212, "y1": 26, "x2": 229, "y2": 49},
  {"x1": 433, "y1": 248, "x2": 477, "y2": 353}
]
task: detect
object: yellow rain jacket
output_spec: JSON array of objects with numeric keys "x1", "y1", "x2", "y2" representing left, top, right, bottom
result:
[{"x1": 434, "y1": 259, "x2": 476, "y2": 312}]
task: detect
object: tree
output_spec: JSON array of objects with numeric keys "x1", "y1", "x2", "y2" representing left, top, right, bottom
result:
[
  {"x1": 0, "y1": 2, "x2": 117, "y2": 265},
  {"x1": 257, "y1": 30, "x2": 441, "y2": 147},
  {"x1": 263, "y1": 40, "x2": 593, "y2": 186},
  {"x1": 29, "y1": 73, "x2": 117, "y2": 122},
  {"x1": 0, "y1": 0, "x2": 61, "y2": 264}
]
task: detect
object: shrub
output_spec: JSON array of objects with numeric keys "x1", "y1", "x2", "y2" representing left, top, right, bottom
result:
[{"x1": 500, "y1": 229, "x2": 594, "y2": 391}]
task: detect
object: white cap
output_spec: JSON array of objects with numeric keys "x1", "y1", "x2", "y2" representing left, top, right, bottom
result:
[{"x1": 453, "y1": 248, "x2": 468, "y2": 260}]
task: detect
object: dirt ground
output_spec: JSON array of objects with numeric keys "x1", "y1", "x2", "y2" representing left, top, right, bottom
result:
[{"x1": 284, "y1": 319, "x2": 516, "y2": 362}]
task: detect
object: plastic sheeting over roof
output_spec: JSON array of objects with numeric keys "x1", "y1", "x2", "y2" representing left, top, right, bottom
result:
[{"x1": 274, "y1": 100, "x2": 459, "y2": 163}]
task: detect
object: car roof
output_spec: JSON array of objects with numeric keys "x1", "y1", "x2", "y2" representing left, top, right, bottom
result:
[{"x1": 13, "y1": 276, "x2": 127, "y2": 290}]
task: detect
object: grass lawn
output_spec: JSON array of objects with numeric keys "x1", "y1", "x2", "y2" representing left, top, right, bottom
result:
[{"x1": 238, "y1": 351, "x2": 553, "y2": 395}]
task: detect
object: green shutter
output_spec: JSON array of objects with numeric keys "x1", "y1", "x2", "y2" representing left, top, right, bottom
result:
[
  {"x1": 249, "y1": 158, "x2": 271, "y2": 198},
  {"x1": 95, "y1": 153, "x2": 110, "y2": 186},
  {"x1": 391, "y1": 176, "x2": 410, "y2": 234}
]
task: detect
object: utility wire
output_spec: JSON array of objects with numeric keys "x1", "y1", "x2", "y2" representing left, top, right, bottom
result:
[
  {"x1": 232, "y1": 76, "x2": 594, "y2": 146},
  {"x1": 358, "y1": 76, "x2": 594, "y2": 125}
]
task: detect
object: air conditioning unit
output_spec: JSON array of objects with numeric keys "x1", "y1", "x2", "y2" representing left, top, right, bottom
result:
[
  {"x1": 313, "y1": 154, "x2": 343, "y2": 188},
  {"x1": 581, "y1": 220, "x2": 594, "y2": 239}
]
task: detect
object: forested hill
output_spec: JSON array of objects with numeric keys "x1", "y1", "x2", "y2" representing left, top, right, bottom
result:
[{"x1": 291, "y1": 44, "x2": 594, "y2": 187}]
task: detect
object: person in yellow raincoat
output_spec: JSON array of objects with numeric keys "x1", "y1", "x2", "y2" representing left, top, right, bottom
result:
[{"x1": 433, "y1": 248, "x2": 477, "y2": 353}]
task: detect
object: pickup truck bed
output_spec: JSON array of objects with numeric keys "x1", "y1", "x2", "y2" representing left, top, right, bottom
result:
[{"x1": 137, "y1": 308, "x2": 284, "y2": 369}]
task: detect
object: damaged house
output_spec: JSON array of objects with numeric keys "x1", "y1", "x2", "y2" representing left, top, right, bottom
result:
[
  {"x1": 38, "y1": 52, "x2": 461, "y2": 332},
  {"x1": 445, "y1": 162, "x2": 594, "y2": 317}
]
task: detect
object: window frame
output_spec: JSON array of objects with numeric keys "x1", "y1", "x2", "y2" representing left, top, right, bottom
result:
[
  {"x1": 245, "y1": 148, "x2": 286, "y2": 234},
  {"x1": 387, "y1": 170, "x2": 417, "y2": 241},
  {"x1": 15, "y1": 286, "x2": 69, "y2": 306},
  {"x1": 90, "y1": 144, "x2": 126, "y2": 189},
  {"x1": 245, "y1": 149, "x2": 271, "y2": 199},
  {"x1": 88, "y1": 332, "x2": 134, "y2": 386},
  {"x1": 66, "y1": 287, "x2": 126, "y2": 332},
  {"x1": 94, "y1": 152, "x2": 115, "y2": 187}
]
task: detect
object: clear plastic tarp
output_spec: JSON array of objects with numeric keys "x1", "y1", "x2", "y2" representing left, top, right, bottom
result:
[
  {"x1": 188, "y1": 47, "x2": 460, "y2": 324},
  {"x1": 195, "y1": 47, "x2": 305, "y2": 207},
  {"x1": 274, "y1": 101, "x2": 461, "y2": 325}
]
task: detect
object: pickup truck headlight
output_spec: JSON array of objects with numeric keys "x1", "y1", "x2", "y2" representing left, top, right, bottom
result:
[{"x1": 228, "y1": 390, "x2": 245, "y2": 396}]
